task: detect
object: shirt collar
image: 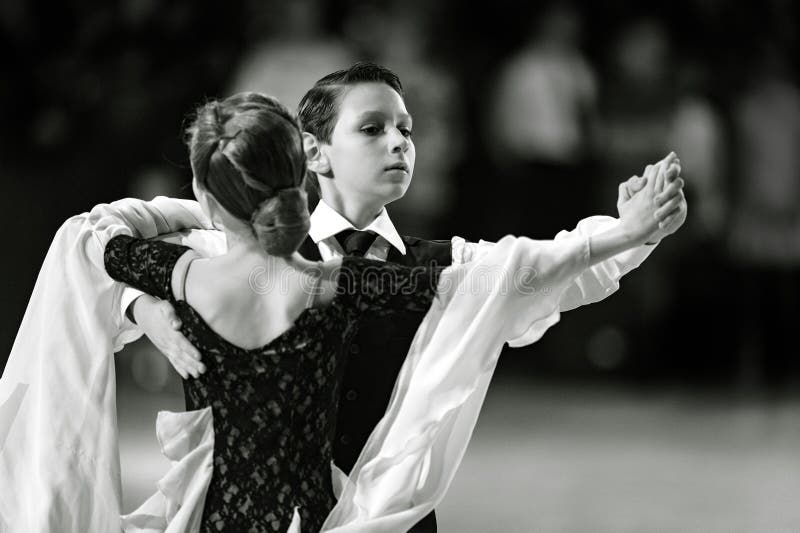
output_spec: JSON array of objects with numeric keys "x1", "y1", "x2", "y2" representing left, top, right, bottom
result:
[{"x1": 309, "y1": 200, "x2": 406, "y2": 255}]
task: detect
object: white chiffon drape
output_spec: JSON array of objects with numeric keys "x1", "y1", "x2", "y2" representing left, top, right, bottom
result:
[
  {"x1": 0, "y1": 195, "x2": 654, "y2": 532},
  {"x1": 0, "y1": 198, "x2": 213, "y2": 533}
]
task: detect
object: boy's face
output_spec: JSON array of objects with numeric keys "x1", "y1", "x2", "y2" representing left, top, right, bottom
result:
[{"x1": 322, "y1": 82, "x2": 415, "y2": 207}]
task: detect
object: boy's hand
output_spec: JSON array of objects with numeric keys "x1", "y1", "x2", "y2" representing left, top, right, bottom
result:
[{"x1": 131, "y1": 295, "x2": 205, "y2": 379}]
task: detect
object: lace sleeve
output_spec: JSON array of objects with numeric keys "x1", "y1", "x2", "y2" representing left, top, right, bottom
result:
[
  {"x1": 339, "y1": 257, "x2": 443, "y2": 316},
  {"x1": 104, "y1": 234, "x2": 192, "y2": 301}
]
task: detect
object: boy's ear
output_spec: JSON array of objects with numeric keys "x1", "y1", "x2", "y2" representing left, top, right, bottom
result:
[{"x1": 303, "y1": 132, "x2": 330, "y2": 174}]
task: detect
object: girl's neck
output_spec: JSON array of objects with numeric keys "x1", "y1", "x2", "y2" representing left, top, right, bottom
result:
[
  {"x1": 223, "y1": 228, "x2": 279, "y2": 264},
  {"x1": 221, "y1": 227, "x2": 309, "y2": 272}
]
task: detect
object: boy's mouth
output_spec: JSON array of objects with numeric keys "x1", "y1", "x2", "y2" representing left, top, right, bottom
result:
[{"x1": 385, "y1": 162, "x2": 409, "y2": 173}]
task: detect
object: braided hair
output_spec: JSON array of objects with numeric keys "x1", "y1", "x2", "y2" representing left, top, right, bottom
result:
[{"x1": 187, "y1": 92, "x2": 309, "y2": 256}]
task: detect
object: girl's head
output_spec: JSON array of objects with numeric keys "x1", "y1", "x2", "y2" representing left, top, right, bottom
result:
[
  {"x1": 187, "y1": 92, "x2": 308, "y2": 256},
  {"x1": 298, "y1": 62, "x2": 415, "y2": 209}
]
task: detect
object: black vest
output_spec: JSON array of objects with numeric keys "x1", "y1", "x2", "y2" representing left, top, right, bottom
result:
[{"x1": 298, "y1": 235, "x2": 451, "y2": 533}]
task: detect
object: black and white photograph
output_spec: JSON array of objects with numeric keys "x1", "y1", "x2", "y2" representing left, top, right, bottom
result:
[{"x1": 1, "y1": 0, "x2": 798, "y2": 531}]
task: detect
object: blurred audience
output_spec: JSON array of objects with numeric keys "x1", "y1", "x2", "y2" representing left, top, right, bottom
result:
[
  {"x1": 346, "y1": 0, "x2": 463, "y2": 238},
  {"x1": 728, "y1": 41, "x2": 800, "y2": 391},
  {"x1": 227, "y1": 0, "x2": 355, "y2": 112},
  {"x1": 2, "y1": 0, "x2": 798, "y2": 388},
  {"x1": 485, "y1": 1, "x2": 597, "y2": 239}
]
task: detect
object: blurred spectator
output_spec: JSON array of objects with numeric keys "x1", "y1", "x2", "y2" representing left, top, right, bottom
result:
[
  {"x1": 479, "y1": 3, "x2": 602, "y2": 376},
  {"x1": 729, "y1": 44, "x2": 800, "y2": 267},
  {"x1": 3, "y1": 0, "x2": 798, "y2": 388},
  {"x1": 659, "y1": 61, "x2": 733, "y2": 381},
  {"x1": 227, "y1": 0, "x2": 355, "y2": 113},
  {"x1": 485, "y1": 1, "x2": 597, "y2": 239},
  {"x1": 728, "y1": 41, "x2": 800, "y2": 391},
  {"x1": 598, "y1": 17, "x2": 675, "y2": 194},
  {"x1": 590, "y1": 17, "x2": 680, "y2": 376},
  {"x1": 352, "y1": 0, "x2": 463, "y2": 238},
  {"x1": 668, "y1": 63, "x2": 728, "y2": 241}
]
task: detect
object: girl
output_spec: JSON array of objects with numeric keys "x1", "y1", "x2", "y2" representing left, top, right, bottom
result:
[{"x1": 104, "y1": 92, "x2": 444, "y2": 532}]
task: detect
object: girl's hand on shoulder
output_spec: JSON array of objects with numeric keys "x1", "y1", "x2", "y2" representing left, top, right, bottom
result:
[{"x1": 133, "y1": 294, "x2": 205, "y2": 379}]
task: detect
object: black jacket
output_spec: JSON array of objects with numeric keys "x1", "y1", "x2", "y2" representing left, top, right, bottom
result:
[{"x1": 298, "y1": 235, "x2": 452, "y2": 532}]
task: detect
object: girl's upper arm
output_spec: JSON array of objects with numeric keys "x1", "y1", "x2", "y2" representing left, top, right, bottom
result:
[
  {"x1": 170, "y1": 250, "x2": 202, "y2": 301},
  {"x1": 104, "y1": 234, "x2": 194, "y2": 301}
]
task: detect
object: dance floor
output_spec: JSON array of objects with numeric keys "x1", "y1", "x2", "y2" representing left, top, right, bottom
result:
[{"x1": 118, "y1": 375, "x2": 800, "y2": 532}]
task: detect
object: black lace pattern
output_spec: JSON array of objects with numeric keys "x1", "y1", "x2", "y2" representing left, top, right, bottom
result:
[{"x1": 104, "y1": 235, "x2": 441, "y2": 532}]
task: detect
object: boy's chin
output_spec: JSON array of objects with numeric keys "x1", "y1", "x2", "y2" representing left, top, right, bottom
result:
[{"x1": 377, "y1": 182, "x2": 410, "y2": 205}]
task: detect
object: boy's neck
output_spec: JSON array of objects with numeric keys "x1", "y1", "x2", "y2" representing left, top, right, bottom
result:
[{"x1": 323, "y1": 195, "x2": 386, "y2": 230}]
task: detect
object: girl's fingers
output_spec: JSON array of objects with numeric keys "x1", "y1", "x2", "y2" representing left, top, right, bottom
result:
[
  {"x1": 655, "y1": 196, "x2": 683, "y2": 220},
  {"x1": 660, "y1": 151, "x2": 677, "y2": 166},
  {"x1": 658, "y1": 210, "x2": 681, "y2": 231},
  {"x1": 656, "y1": 179, "x2": 685, "y2": 206},
  {"x1": 654, "y1": 161, "x2": 668, "y2": 194},
  {"x1": 619, "y1": 181, "x2": 630, "y2": 202},
  {"x1": 665, "y1": 162, "x2": 680, "y2": 183}
]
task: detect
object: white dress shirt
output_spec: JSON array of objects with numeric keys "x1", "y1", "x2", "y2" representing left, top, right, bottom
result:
[{"x1": 308, "y1": 200, "x2": 405, "y2": 261}]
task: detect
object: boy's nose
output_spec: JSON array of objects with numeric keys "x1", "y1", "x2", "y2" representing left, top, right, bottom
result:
[{"x1": 388, "y1": 129, "x2": 410, "y2": 152}]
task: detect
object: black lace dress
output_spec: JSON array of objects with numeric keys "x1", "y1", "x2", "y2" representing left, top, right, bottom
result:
[{"x1": 104, "y1": 235, "x2": 442, "y2": 533}]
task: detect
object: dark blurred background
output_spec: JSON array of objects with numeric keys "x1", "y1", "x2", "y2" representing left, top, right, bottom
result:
[{"x1": 2, "y1": 0, "x2": 799, "y2": 530}]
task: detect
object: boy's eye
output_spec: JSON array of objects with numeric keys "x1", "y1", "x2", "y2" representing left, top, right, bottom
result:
[
  {"x1": 360, "y1": 125, "x2": 381, "y2": 135},
  {"x1": 399, "y1": 128, "x2": 413, "y2": 138}
]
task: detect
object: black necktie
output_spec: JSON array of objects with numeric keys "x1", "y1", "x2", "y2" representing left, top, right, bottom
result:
[{"x1": 335, "y1": 229, "x2": 378, "y2": 257}]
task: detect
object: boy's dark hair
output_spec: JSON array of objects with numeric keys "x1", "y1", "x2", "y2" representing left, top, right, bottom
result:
[
  {"x1": 297, "y1": 62, "x2": 404, "y2": 195},
  {"x1": 298, "y1": 62, "x2": 404, "y2": 143}
]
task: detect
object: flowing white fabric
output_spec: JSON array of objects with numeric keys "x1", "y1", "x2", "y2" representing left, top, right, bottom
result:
[
  {"x1": 0, "y1": 197, "x2": 212, "y2": 533},
  {"x1": 110, "y1": 232, "x2": 594, "y2": 533},
  {"x1": 321, "y1": 234, "x2": 591, "y2": 531}
]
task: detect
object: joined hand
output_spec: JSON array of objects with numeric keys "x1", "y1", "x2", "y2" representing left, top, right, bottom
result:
[{"x1": 617, "y1": 152, "x2": 688, "y2": 244}]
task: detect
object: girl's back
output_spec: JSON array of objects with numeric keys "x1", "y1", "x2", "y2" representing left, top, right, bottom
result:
[{"x1": 181, "y1": 254, "x2": 338, "y2": 351}]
